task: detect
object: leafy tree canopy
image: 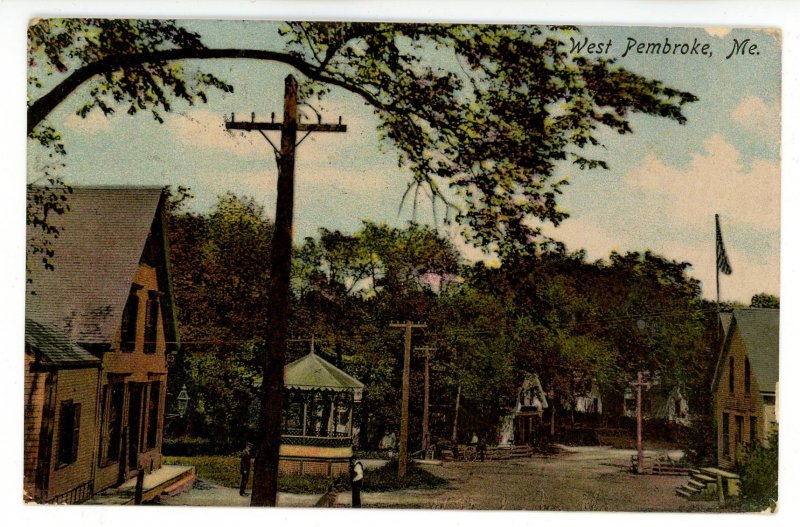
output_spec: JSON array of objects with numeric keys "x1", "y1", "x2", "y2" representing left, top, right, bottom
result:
[
  {"x1": 28, "y1": 19, "x2": 697, "y2": 254},
  {"x1": 750, "y1": 293, "x2": 779, "y2": 309}
]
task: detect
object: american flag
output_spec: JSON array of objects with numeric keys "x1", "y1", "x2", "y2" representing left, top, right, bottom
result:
[{"x1": 715, "y1": 214, "x2": 732, "y2": 275}]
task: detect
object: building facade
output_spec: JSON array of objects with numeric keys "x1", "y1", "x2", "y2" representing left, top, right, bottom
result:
[
  {"x1": 712, "y1": 308, "x2": 779, "y2": 469},
  {"x1": 25, "y1": 187, "x2": 179, "y2": 502}
]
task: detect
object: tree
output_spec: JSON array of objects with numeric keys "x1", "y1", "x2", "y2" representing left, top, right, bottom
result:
[
  {"x1": 167, "y1": 191, "x2": 273, "y2": 443},
  {"x1": 28, "y1": 19, "x2": 698, "y2": 505},
  {"x1": 750, "y1": 293, "x2": 779, "y2": 309},
  {"x1": 738, "y1": 432, "x2": 778, "y2": 512}
]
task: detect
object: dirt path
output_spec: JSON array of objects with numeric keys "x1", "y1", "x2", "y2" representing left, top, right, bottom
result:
[{"x1": 158, "y1": 446, "x2": 721, "y2": 511}]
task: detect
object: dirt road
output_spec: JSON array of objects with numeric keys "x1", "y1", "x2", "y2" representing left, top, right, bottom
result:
[{"x1": 159, "y1": 446, "x2": 720, "y2": 511}]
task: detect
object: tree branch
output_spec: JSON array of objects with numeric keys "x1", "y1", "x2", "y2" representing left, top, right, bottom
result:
[{"x1": 28, "y1": 47, "x2": 394, "y2": 135}]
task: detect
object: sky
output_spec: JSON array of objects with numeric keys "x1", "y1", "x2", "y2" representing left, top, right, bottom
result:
[
  {"x1": 26, "y1": 22, "x2": 781, "y2": 304},
  {"x1": 6, "y1": 2, "x2": 800, "y2": 527}
]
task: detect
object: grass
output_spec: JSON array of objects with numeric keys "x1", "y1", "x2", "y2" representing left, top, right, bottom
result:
[{"x1": 164, "y1": 456, "x2": 447, "y2": 494}]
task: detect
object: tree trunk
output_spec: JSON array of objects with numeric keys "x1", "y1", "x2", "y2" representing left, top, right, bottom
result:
[{"x1": 451, "y1": 384, "x2": 461, "y2": 443}]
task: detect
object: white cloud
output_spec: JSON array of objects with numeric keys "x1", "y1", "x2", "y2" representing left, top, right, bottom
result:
[
  {"x1": 165, "y1": 109, "x2": 268, "y2": 156},
  {"x1": 731, "y1": 95, "x2": 780, "y2": 143},
  {"x1": 625, "y1": 134, "x2": 779, "y2": 232}
]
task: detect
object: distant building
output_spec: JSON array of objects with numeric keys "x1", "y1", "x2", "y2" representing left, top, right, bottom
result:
[
  {"x1": 712, "y1": 308, "x2": 779, "y2": 468},
  {"x1": 574, "y1": 381, "x2": 603, "y2": 415},
  {"x1": 498, "y1": 373, "x2": 548, "y2": 446},
  {"x1": 25, "y1": 187, "x2": 179, "y2": 503}
]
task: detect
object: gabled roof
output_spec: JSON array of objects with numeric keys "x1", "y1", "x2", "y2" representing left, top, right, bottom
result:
[
  {"x1": 720, "y1": 312, "x2": 733, "y2": 339},
  {"x1": 26, "y1": 186, "x2": 167, "y2": 345},
  {"x1": 713, "y1": 308, "x2": 779, "y2": 394},
  {"x1": 284, "y1": 352, "x2": 364, "y2": 391},
  {"x1": 25, "y1": 318, "x2": 100, "y2": 368},
  {"x1": 734, "y1": 308, "x2": 779, "y2": 393}
]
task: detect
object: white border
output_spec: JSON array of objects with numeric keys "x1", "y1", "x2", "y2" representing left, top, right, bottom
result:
[{"x1": 3, "y1": 2, "x2": 798, "y2": 527}]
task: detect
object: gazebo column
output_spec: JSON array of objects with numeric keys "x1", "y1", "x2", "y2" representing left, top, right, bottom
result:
[
  {"x1": 347, "y1": 395, "x2": 354, "y2": 436},
  {"x1": 301, "y1": 393, "x2": 308, "y2": 436},
  {"x1": 330, "y1": 393, "x2": 339, "y2": 435}
]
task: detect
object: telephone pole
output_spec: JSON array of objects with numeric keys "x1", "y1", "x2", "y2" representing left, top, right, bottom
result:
[
  {"x1": 415, "y1": 346, "x2": 436, "y2": 452},
  {"x1": 633, "y1": 371, "x2": 651, "y2": 474},
  {"x1": 225, "y1": 74, "x2": 346, "y2": 506},
  {"x1": 390, "y1": 321, "x2": 426, "y2": 478}
]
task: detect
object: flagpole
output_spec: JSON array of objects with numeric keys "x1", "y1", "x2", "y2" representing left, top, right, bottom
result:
[{"x1": 715, "y1": 214, "x2": 721, "y2": 346}]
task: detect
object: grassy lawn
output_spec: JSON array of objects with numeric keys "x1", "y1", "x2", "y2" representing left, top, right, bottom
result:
[{"x1": 164, "y1": 456, "x2": 447, "y2": 494}]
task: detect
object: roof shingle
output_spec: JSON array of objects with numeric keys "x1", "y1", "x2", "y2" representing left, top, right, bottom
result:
[{"x1": 26, "y1": 186, "x2": 164, "y2": 345}]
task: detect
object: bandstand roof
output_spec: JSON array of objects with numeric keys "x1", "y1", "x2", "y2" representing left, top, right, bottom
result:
[{"x1": 284, "y1": 352, "x2": 364, "y2": 392}]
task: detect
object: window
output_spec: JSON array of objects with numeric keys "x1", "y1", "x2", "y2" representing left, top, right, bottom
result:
[
  {"x1": 57, "y1": 401, "x2": 81, "y2": 466},
  {"x1": 736, "y1": 415, "x2": 744, "y2": 445},
  {"x1": 744, "y1": 357, "x2": 751, "y2": 394},
  {"x1": 728, "y1": 356, "x2": 735, "y2": 393},
  {"x1": 120, "y1": 289, "x2": 140, "y2": 352},
  {"x1": 143, "y1": 292, "x2": 160, "y2": 354},
  {"x1": 146, "y1": 382, "x2": 161, "y2": 450},
  {"x1": 750, "y1": 416, "x2": 757, "y2": 444},
  {"x1": 100, "y1": 383, "x2": 125, "y2": 465},
  {"x1": 722, "y1": 412, "x2": 730, "y2": 458}
]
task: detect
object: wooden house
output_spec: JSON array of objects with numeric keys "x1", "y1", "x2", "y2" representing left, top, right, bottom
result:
[
  {"x1": 25, "y1": 187, "x2": 179, "y2": 502},
  {"x1": 712, "y1": 308, "x2": 779, "y2": 468},
  {"x1": 24, "y1": 319, "x2": 102, "y2": 503}
]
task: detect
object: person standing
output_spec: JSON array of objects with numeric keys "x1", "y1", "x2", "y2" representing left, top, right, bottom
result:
[
  {"x1": 239, "y1": 443, "x2": 252, "y2": 496},
  {"x1": 349, "y1": 456, "x2": 364, "y2": 508}
]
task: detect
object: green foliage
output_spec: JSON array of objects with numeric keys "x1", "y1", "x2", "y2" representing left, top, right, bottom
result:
[
  {"x1": 163, "y1": 456, "x2": 446, "y2": 493},
  {"x1": 750, "y1": 293, "x2": 779, "y2": 309},
  {"x1": 164, "y1": 455, "x2": 245, "y2": 488},
  {"x1": 362, "y1": 460, "x2": 448, "y2": 492},
  {"x1": 283, "y1": 23, "x2": 696, "y2": 253},
  {"x1": 28, "y1": 19, "x2": 232, "y2": 129},
  {"x1": 682, "y1": 413, "x2": 717, "y2": 466},
  {"x1": 26, "y1": 176, "x2": 71, "y2": 288},
  {"x1": 166, "y1": 192, "x2": 273, "y2": 442},
  {"x1": 29, "y1": 20, "x2": 695, "y2": 256},
  {"x1": 738, "y1": 432, "x2": 778, "y2": 512}
]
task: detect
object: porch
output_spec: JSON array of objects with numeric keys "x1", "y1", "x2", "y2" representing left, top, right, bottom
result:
[{"x1": 86, "y1": 464, "x2": 195, "y2": 505}]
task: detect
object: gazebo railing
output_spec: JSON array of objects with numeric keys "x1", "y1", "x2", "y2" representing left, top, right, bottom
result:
[{"x1": 280, "y1": 433, "x2": 351, "y2": 448}]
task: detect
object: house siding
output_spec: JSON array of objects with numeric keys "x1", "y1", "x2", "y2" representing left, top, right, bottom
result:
[
  {"x1": 47, "y1": 368, "x2": 101, "y2": 503},
  {"x1": 23, "y1": 355, "x2": 49, "y2": 501},
  {"x1": 715, "y1": 330, "x2": 767, "y2": 468},
  {"x1": 94, "y1": 261, "x2": 168, "y2": 493}
]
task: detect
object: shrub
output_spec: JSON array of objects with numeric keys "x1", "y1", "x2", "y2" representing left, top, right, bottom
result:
[
  {"x1": 163, "y1": 437, "x2": 237, "y2": 456},
  {"x1": 738, "y1": 432, "x2": 778, "y2": 512},
  {"x1": 682, "y1": 414, "x2": 716, "y2": 467},
  {"x1": 362, "y1": 460, "x2": 448, "y2": 492}
]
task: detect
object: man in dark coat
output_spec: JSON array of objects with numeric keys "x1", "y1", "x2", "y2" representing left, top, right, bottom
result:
[
  {"x1": 349, "y1": 456, "x2": 364, "y2": 508},
  {"x1": 239, "y1": 443, "x2": 252, "y2": 496}
]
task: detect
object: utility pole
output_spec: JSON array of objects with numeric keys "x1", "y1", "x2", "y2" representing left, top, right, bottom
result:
[
  {"x1": 390, "y1": 321, "x2": 426, "y2": 478},
  {"x1": 225, "y1": 74, "x2": 346, "y2": 506},
  {"x1": 633, "y1": 371, "x2": 651, "y2": 474},
  {"x1": 415, "y1": 346, "x2": 436, "y2": 452}
]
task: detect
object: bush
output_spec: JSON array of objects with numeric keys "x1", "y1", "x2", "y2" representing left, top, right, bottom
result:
[
  {"x1": 163, "y1": 437, "x2": 237, "y2": 456},
  {"x1": 682, "y1": 414, "x2": 716, "y2": 467},
  {"x1": 362, "y1": 460, "x2": 448, "y2": 492},
  {"x1": 738, "y1": 432, "x2": 778, "y2": 512}
]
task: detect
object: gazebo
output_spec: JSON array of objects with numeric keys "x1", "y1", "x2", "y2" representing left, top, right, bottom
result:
[{"x1": 278, "y1": 351, "x2": 364, "y2": 477}]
